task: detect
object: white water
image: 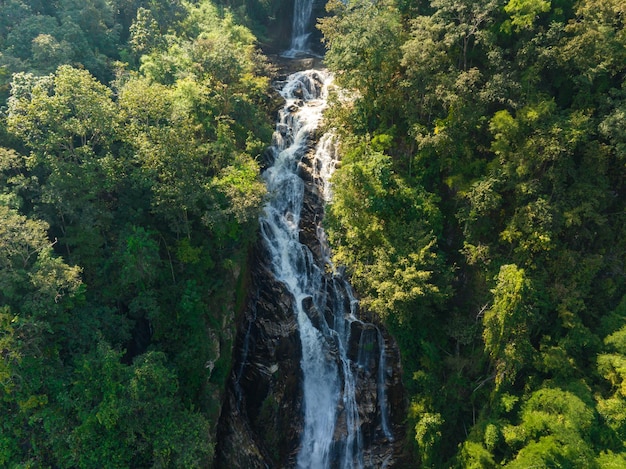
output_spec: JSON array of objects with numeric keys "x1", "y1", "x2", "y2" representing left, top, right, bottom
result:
[
  {"x1": 258, "y1": 68, "x2": 394, "y2": 467},
  {"x1": 258, "y1": 3, "x2": 393, "y2": 465},
  {"x1": 261, "y1": 70, "x2": 351, "y2": 467},
  {"x1": 282, "y1": 0, "x2": 315, "y2": 57}
]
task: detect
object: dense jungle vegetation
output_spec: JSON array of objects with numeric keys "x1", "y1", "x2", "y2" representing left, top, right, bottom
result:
[
  {"x1": 0, "y1": 0, "x2": 625, "y2": 467},
  {"x1": 0, "y1": 0, "x2": 273, "y2": 466},
  {"x1": 318, "y1": 0, "x2": 626, "y2": 466}
]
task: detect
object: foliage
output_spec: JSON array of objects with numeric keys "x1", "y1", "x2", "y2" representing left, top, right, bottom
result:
[
  {"x1": 0, "y1": 0, "x2": 272, "y2": 466},
  {"x1": 2, "y1": 0, "x2": 626, "y2": 465},
  {"x1": 483, "y1": 264, "x2": 535, "y2": 389},
  {"x1": 326, "y1": 136, "x2": 446, "y2": 322},
  {"x1": 320, "y1": 0, "x2": 626, "y2": 465}
]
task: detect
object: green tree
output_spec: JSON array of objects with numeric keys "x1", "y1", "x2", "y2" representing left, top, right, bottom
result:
[
  {"x1": 0, "y1": 2, "x2": 272, "y2": 467},
  {"x1": 0, "y1": 0, "x2": 31, "y2": 38},
  {"x1": 59, "y1": 0, "x2": 119, "y2": 56},
  {"x1": 596, "y1": 324, "x2": 626, "y2": 448},
  {"x1": 6, "y1": 65, "x2": 119, "y2": 270},
  {"x1": 502, "y1": 0, "x2": 551, "y2": 33},
  {"x1": 483, "y1": 264, "x2": 535, "y2": 389},
  {"x1": 319, "y1": 0, "x2": 404, "y2": 131},
  {"x1": 316, "y1": 0, "x2": 626, "y2": 466},
  {"x1": 4, "y1": 14, "x2": 59, "y2": 60},
  {"x1": 129, "y1": 6, "x2": 164, "y2": 55},
  {"x1": 30, "y1": 34, "x2": 72, "y2": 74},
  {"x1": 502, "y1": 388, "x2": 598, "y2": 468},
  {"x1": 66, "y1": 344, "x2": 213, "y2": 467},
  {"x1": 0, "y1": 205, "x2": 82, "y2": 315},
  {"x1": 0, "y1": 204, "x2": 82, "y2": 466}
]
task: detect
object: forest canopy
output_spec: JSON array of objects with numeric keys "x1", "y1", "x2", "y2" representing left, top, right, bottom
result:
[
  {"x1": 1, "y1": 0, "x2": 625, "y2": 467},
  {"x1": 1, "y1": 1, "x2": 273, "y2": 466},
  {"x1": 319, "y1": 0, "x2": 626, "y2": 466}
]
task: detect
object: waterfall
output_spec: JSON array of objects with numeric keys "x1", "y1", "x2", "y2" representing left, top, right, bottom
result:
[
  {"x1": 215, "y1": 2, "x2": 401, "y2": 466},
  {"x1": 378, "y1": 331, "x2": 394, "y2": 442},
  {"x1": 257, "y1": 64, "x2": 395, "y2": 466},
  {"x1": 261, "y1": 70, "x2": 351, "y2": 467},
  {"x1": 283, "y1": 0, "x2": 316, "y2": 57}
]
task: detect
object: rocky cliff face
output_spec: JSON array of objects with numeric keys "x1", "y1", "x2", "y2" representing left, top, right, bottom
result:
[
  {"x1": 243, "y1": 0, "x2": 327, "y2": 55},
  {"x1": 215, "y1": 138, "x2": 407, "y2": 467},
  {"x1": 214, "y1": 246, "x2": 304, "y2": 467},
  {"x1": 299, "y1": 141, "x2": 407, "y2": 467},
  {"x1": 307, "y1": 0, "x2": 328, "y2": 55}
]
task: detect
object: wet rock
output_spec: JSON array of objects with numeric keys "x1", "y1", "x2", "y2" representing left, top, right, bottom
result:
[
  {"x1": 292, "y1": 87, "x2": 304, "y2": 100},
  {"x1": 216, "y1": 68, "x2": 408, "y2": 468},
  {"x1": 297, "y1": 162, "x2": 313, "y2": 183},
  {"x1": 215, "y1": 245, "x2": 304, "y2": 468},
  {"x1": 301, "y1": 295, "x2": 324, "y2": 331}
]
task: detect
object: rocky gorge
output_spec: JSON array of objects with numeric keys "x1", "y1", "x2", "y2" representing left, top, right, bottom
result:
[
  {"x1": 215, "y1": 67, "x2": 407, "y2": 467},
  {"x1": 214, "y1": 1, "x2": 407, "y2": 466}
]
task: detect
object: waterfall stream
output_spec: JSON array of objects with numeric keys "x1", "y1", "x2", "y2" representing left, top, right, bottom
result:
[
  {"x1": 282, "y1": 0, "x2": 315, "y2": 57},
  {"x1": 259, "y1": 66, "x2": 393, "y2": 467},
  {"x1": 215, "y1": 2, "x2": 400, "y2": 467}
]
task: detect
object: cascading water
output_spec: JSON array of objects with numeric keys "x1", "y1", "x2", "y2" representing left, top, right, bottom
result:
[
  {"x1": 257, "y1": 68, "x2": 396, "y2": 467},
  {"x1": 214, "y1": 1, "x2": 403, "y2": 466},
  {"x1": 281, "y1": 0, "x2": 325, "y2": 58},
  {"x1": 282, "y1": 0, "x2": 316, "y2": 57}
]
